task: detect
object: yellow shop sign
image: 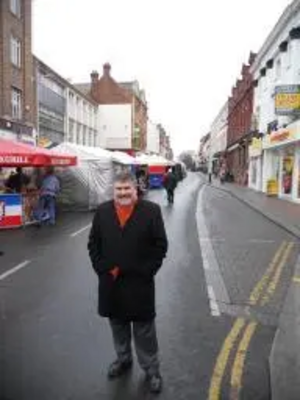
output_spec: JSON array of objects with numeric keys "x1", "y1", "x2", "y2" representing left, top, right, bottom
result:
[{"x1": 249, "y1": 137, "x2": 262, "y2": 157}]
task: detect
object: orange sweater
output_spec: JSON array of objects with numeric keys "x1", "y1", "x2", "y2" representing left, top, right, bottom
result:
[
  {"x1": 110, "y1": 203, "x2": 136, "y2": 279},
  {"x1": 115, "y1": 203, "x2": 135, "y2": 228}
]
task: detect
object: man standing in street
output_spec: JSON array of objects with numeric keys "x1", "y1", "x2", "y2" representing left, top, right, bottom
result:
[{"x1": 88, "y1": 171, "x2": 168, "y2": 394}]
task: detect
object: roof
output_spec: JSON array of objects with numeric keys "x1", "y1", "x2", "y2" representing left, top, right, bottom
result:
[
  {"x1": 116, "y1": 81, "x2": 146, "y2": 104},
  {"x1": 74, "y1": 78, "x2": 147, "y2": 104},
  {"x1": 74, "y1": 83, "x2": 91, "y2": 97},
  {"x1": 33, "y1": 56, "x2": 98, "y2": 106}
]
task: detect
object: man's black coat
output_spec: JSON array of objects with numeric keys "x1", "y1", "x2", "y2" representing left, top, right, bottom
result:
[{"x1": 88, "y1": 199, "x2": 168, "y2": 321}]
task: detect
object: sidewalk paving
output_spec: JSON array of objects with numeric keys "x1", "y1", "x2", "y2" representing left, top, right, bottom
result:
[
  {"x1": 204, "y1": 175, "x2": 300, "y2": 400},
  {"x1": 211, "y1": 178, "x2": 300, "y2": 238}
]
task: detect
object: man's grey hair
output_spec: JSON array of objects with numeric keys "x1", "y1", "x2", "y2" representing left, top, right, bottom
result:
[{"x1": 114, "y1": 170, "x2": 137, "y2": 186}]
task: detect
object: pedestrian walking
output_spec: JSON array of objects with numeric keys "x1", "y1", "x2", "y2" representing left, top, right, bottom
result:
[
  {"x1": 163, "y1": 167, "x2": 177, "y2": 204},
  {"x1": 88, "y1": 171, "x2": 168, "y2": 393}
]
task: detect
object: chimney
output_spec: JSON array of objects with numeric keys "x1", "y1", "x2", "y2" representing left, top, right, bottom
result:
[
  {"x1": 249, "y1": 52, "x2": 256, "y2": 65},
  {"x1": 103, "y1": 63, "x2": 111, "y2": 77},
  {"x1": 91, "y1": 70, "x2": 99, "y2": 85},
  {"x1": 90, "y1": 70, "x2": 99, "y2": 99}
]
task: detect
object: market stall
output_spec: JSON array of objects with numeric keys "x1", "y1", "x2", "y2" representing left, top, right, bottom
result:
[
  {"x1": 0, "y1": 138, "x2": 77, "y2": 229},
  {"x1": 135, "y1": 154, "x2": 174, "y2": 188}
]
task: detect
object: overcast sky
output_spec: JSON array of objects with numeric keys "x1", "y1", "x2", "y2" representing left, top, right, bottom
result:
[{"x1": 32, "y1": 0, "x2": 291, "y2": 155}]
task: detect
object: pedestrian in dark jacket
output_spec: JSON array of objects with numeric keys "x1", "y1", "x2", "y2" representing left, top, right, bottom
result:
[
  {"x1": 88, "y1": 171, "x2": 168, "y2": 393},
  {"x1": 163, "y1": 167, "x2": 177, "y2": 204}
]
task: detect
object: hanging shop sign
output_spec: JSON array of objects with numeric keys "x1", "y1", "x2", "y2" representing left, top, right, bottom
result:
[
  {"x1": 249, "y1": 138, "x2": 262, "y2": 157},
  {"x1": 275, "y1": 85, "x2": 300, "y2": 116}
]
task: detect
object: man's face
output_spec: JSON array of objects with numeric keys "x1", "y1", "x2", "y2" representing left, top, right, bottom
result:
[{"x1": 114, "y1": 180, "x2": 137, "y2": 206}]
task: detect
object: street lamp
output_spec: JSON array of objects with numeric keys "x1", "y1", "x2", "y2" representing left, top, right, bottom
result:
[{"x1": 208, "y1": 134, "x2": 213, "y2": 184}]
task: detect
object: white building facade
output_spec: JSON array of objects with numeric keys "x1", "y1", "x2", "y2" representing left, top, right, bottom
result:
[
  {"x1": 66, "y1": 88, "x2": 99, "y2": 147},
  {"x1": 209, "y1": 101, "x2": 228, "y2": 173},
  {"x1": 98, "y1": 104, "x2": 132, "y2": 150},
  {"x1": 251, "y1": 0, "x2": 300, "y2": 202},
  {"x1": 146, "y1": 120, "x2": 160, "y2": 154}
]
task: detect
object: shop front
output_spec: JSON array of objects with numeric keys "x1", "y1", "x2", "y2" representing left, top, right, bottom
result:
[
  {"x1": 248, "y1": 138, "x2": 263, "y2": 191},
  {"x1": 262, "y1": 121, "x2": 300, "y2": 202}
]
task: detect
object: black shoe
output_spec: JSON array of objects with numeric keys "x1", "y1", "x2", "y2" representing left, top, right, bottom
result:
[
  {"x1": 107, "y1": 359, "x2": 133, "y2": 379},
  {"x1": 146, "y1": 373, "x2": 163, "y2": 394}
]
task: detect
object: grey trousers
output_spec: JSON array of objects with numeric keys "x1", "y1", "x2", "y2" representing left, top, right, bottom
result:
[{"x1": 109, "y1": 318, "x2": 160, "y2": 375}]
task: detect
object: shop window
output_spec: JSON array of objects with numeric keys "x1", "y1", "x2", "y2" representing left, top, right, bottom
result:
[{"x1": 282, "y1": 149, "x2": 294, "y2": 195}]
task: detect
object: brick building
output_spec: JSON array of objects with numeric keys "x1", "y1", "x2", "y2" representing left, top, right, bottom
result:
[
  {"x1": 0, "y1": 0, "x2": 35, "y2": 142},
  {"x1": 76, "y1": 63, "x2": 148, "y2": 154},
  {"x1": 227, "y1": 52, "x2": 256, "y2": 184}
]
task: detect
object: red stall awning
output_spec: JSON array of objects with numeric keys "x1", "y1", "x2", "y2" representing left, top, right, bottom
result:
[{"x1": 0, "y1": 139, "x2": 77, "y2": 167}]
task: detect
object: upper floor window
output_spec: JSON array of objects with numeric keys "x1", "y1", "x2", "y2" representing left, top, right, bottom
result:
[
  {"x1": 10, "y1": 0, "x2": 21, "y2": 18},
  {"x1": 275, "y1": 58, "x2": 281, "y2": 80},
  {"x1": 11, "y1": 87, "x2": 22, "y2": 119},
  {"x1": 10, "y1": 36, "x2": 21, "y2": 67}
]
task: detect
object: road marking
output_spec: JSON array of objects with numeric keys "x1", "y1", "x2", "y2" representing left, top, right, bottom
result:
[
  {"x1": 196, "y1": 185, "x2": 230, "y2": 316},
  {"x1": 230, "y1": 321, "x2": 257, "y2": 399},
  {"x1": 248, "y1": 241, "x2": 287, "y2": 306},
  {"x1": 70, "y1": 223, "x2": 92, "y2": 238},
  {"x1": 208, "y1": 285, "x2": 221, "y2": 317},
  {"x1": 248, "y1": 239, "x2": 275, "y2": 244},
  {"x1": 209, "y1": 240, "x2": 292, "y2": 398},
  {"x1": 199, "y1": 238, "x2": 226, "y2": 243},
  {"x1": 0, "y1": 260, "x2": 31, "y2": 281},
  {"x1": 292, "y1": 276, "x2": 300, "y2": 284},
  {"x1": 261, "y1": 242, "x2": 294, "y2": 306},
  {"x1": 208, "y1": 318, "x2": 246, "y2": 400}
]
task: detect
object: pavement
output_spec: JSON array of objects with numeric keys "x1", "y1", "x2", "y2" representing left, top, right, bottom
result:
[
  {"x1": 205, "y1": 174, "x2": 300, "y2": 400},
  {"x1": 0, "y1": 173, "x2": 299, "y2": 399}
]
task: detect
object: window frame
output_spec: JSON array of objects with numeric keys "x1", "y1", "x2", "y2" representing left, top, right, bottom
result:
[
  {"x1": 10, "y1": 35, "x2": 21, "y2": 67},
  {"x1": 11, "y1": 87, "x2": 22, "y2": 120},
  {"x1": 10, "y1": 0, "x2": 21, "y2": 18}
]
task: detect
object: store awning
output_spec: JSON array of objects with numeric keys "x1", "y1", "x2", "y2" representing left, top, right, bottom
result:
[{"x1": 0, "y1": 139, "x2": 77, "y2": 167}]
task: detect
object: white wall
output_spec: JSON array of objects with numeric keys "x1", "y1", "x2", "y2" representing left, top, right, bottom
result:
[
  {"x1": 252, "y1": 1, "x2": 300, "y2": 134},
  {"x1": 147, "y1": 120, "x2": 160, "y2": 154},
  {"x1": 210, "y1": 102, "x2": 228, "y2": 155},
  {"x1": 66, "y1": 88, "x2": 99, "y2": 147},
  {"x1": 98, "y1": 104, "x2": 132, "y2": 150}
]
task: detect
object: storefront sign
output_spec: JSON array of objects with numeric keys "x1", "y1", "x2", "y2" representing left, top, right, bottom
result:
[
  {"x1": 19, "y1": 134, "x2": 36, "y2": 146},
  {"x1": 249, "y1": 138, "x2": 262, "y2": 158},
  {"x1": 0, "y1": 156, "x2": 30, "y2": 165},
  {"x1": 263, "y1": 121, "x2": 300, "y2": 149},
  {"x1": 0, "y1": 130, "x2": 17, "y2": 141},
  {"x1": 275, "y1": 85, "x2": 300, "y2": 115}
]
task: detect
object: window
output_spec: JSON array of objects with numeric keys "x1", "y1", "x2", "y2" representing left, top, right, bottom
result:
[
  {"x1": 10, "y1": 36, "x2": 21, "y2": 67},
  {"x1": 11, "y1": 87, "x2": 22, "y2": 119},
  {"x1": 10, "y1": 0, "x2": 21, "y2": 17},
  {"x1": 275, "y1": 58, "x2": 281, "y2": 80}
]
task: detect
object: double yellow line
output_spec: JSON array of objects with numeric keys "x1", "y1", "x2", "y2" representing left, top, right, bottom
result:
[{"x1": 208, "y1": 241, "x2": 294, "y2": 400}]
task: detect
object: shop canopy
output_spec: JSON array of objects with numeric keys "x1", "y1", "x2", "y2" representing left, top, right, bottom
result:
[{"x1": 0, "y1": 139, "x2": 77, "y2": 167}]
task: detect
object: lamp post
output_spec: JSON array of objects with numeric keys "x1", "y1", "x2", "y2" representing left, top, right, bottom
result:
[{"x1": 208, "y1": 134, "x2": 213, "y2": 184}]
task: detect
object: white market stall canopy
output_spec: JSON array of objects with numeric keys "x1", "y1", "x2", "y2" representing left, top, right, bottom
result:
[
  {"x1": 52, "y1": 143, "x2": 116, "y2": 210},
  {"x1": 135, "y1": 154, "x2": 174, "y2": 166},
  {"x1": 112, "y1": 150, "x2": 137, "y2": 165}
]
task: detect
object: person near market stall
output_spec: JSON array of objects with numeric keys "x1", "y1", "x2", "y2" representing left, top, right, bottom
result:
[
  {"x1": 5, "y1": 167, "x2": 30, "y2": 193},
  {"x1": 34, "y1": 167, "x2": 61, "y2": 225}
]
